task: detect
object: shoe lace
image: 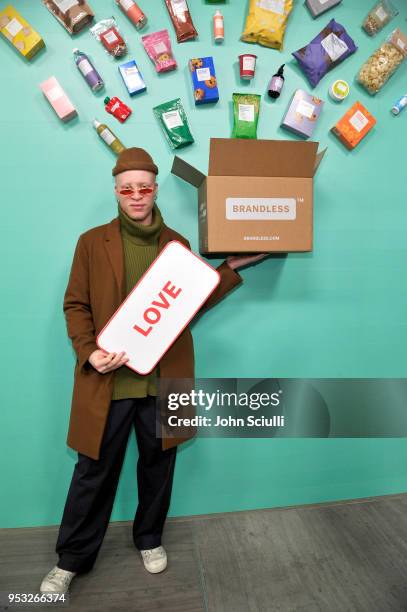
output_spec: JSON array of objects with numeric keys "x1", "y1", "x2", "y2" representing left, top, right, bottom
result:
[
  {"x1": 142, "y1": 546, "x2": 164, "y2": 558},
  {"x1": 48, "y1": 568, "x2": 74, "y2": 585}
]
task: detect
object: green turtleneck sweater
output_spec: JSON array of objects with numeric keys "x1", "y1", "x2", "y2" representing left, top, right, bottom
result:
[{"x1": 112, "y1": 203, "x2": 164, "y2": 400}]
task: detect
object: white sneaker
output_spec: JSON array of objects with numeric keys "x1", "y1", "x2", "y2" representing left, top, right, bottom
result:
[
  {"x1": 140, "y1": 545, "x2": 167, "y2": 573},
  {"x1": 40, "y1": 566, "x2": 77, "y2": 594}
]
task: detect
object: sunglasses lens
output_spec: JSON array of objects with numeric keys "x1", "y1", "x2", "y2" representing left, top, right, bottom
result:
[
  {"x1": 119, "y1": 189, "x2": 133, "y2": 195},
  {"x1": 139, "y1": 188, "x2": 153, "y2": 195}
]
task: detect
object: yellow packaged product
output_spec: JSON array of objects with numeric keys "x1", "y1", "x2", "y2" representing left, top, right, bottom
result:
[
  {"x1": 241, "y1": 0, "x2": 293, "y2": 50},
  {"x1": 0, "y1": 5, "x2": 45, "y2": 60}
]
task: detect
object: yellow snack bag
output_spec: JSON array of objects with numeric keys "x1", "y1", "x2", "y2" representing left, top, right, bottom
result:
[{"x1": 241, "y1": 0, "x2": 293, "y2": 50}]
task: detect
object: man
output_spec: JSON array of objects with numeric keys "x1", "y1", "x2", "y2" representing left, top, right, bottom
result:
[{"x1": 40, "y1": 148, "x2": 266, "y2": 594}]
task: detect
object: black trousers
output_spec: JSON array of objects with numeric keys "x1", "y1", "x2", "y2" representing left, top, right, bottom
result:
[{"x1": 55, "y1": 396, "x2": 177, "y2": 574}]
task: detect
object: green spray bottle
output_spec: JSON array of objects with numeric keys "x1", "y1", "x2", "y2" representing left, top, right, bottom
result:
[{"x1": 93, "y1": 119, "x2": 125, "y2": 155}]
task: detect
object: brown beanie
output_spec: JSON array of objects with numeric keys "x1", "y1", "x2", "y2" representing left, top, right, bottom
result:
[{"x1": 112, "y1": 147, "x2": 159, "y2": 177}]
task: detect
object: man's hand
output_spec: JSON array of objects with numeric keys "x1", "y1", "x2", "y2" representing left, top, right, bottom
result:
[
  {"x1": 88, "y1": 349, "x2": 129, "y2": 374},
  {"x1": 226, "y1": 253, "x2": 269, "y2": 271}
]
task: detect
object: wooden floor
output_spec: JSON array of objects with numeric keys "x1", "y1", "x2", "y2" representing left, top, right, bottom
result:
[{"x1": 1, "y1": 494, "x2": 407, "y2": 611}]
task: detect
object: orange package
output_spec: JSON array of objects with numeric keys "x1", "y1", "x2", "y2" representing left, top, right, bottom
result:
[{"x1": 331, "y1": 101, "x2": 376, "y2": 150}]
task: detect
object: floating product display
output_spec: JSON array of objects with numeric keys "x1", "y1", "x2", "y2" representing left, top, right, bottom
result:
[
  {"x1": 40, "y1": 76, "x2": 77, "y2": 122},
  {"x1": 357, "y1": 28, "x2": 407, "y2": 94},
  {"x1": 241, "y1": 0, "x2": 294, "y2": 50},
  {"x1": 43, "y1": 0, "x2": 94, "y2": 35},
  {"x1": 331, "y1": 101, "x2": 376, "y2": 149},
  {"x1": 153, "y1": 98, "x2": 194, "y2": 149},
  {"x1": 0, "y1": 5, "x2": 45, "y2": 60},
  {"x1": 93, "y1": 119, "x2": 126, "y2": 154},
  {"x1": 119, "y1": 59, "x2": 146, "y2": 95},
  {"x1": 115, "y1": 0, "x2": 147, "y2": 30},
  {"x1": 189, "y1": 57, "x2": 219, "y2": 105},
  {"x1": 232, "y1": 93, "x2": 261, "y2": 139},
  {"x1": 292, "y1": 19, "x2": 357, "y2": 88},
  {"x1": 73, "y1": 48, "x2": 104, "y2": 92},
  {"x1": 164, "y1": 0, "x2": 198, "y2": 42}
]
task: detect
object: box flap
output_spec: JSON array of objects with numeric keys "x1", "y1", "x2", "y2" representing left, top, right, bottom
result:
[
  {"x1": 208, "y1": 138, "x2": 320, "y2": 178},
  {"x1": 171, "y1": 156, "x2": 206, "y2": 188},
  {"x1": 314, "y1": 147, "x2": 327, "y2": 175}
]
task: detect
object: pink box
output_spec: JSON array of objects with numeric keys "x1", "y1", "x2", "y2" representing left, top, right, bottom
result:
[{"x1": 40, "y1": 76, "x2": 77, "y2": 122}]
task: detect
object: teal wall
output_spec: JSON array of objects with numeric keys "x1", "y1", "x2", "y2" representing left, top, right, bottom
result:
[{"x1": 1, "y1": 0, "x2": 407, "y2": 528}]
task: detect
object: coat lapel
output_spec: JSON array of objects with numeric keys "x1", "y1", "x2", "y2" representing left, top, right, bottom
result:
[{"x1": 104, "y1": 217, "x2": 175, "y2": 300}]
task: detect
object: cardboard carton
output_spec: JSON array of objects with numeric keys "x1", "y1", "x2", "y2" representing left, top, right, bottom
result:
[
  {"x1": 171, "y1": 138, "x2": 326, "y2": 254},
  {"x1": 40, "y1": 76, "x2": 78, "y2": 122},
  {"x1": 0, "y1": 5, "x2": 45, "y2": 60},
  {"x1": 331, "y1": 101, "x2": 376, "y2": 150}
]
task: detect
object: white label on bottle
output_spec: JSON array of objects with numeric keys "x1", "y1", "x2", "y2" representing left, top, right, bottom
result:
[
  {"x1": 397, "y1": 38, "x2": 405, "y2": 51},
  {"x1": 153, "y1": 41, "x2": 167, "y2": 54},
  {"x1": 48, "y1": 85, "x2": 64, "y2": 102},
  {"x1": 215, "y1": 17, "x2": 223, "y2": 29},
  {"x1": 104, "y1": 31, "x2": 118, "y2": 44},
  {"x1": 163, "y1": 110, "x2": 183, "y2": 129},
  {"x1": 54, "y1": 0, "x2": 79, "y2": 14},
  {"x1": 337, "y1": 82, "x2": 347, "y2": 93},
  {"x1": 349, "y1": 110, "x2": 369, "y2": 132},
  {"x1": 238, "y1": 104, "x2": 255, "y2": 122},
  {"x1": 120, "y1": 0, "x2": 135, "y2": 11},
  {"x1": 5, "y1": 17, "x2": 23, "y2": 37},
  {"x1": 196, "y1": 67, "x2": 211, "y2": 81},
  {"x1": 125, "y1": 66, "x2": 143, "y2": 88},
  {"x1": 256, "y1": 0, "x2": 285, "y2": 14},
  {"x1": 296, "y1": 99, "x2": 315, "y2": 119},
  {"x1": 319, "y1": 0, "x2": 330, "y2": 4},
  {"x1": 78, "y1": 58, "x2": 93, "y2": 77},
  {"x1": 242, "y1": 56, "x2": 256, "y2": 72},
  {"x1": 171, "y1": 0, "x2": 188, "y2": 16},
  {"x1": 321, "y1": 33, "x2": 348, "y2": 62},
  {"x1": 100, "y1": 128, "x2": 116, "y2": 145},
  {"x1": 375, "y1": 5, "x2": 388, "y2": 21}
]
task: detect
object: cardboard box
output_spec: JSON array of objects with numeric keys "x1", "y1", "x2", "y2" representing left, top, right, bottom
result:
[
  {"x1": 189, "y1": 57, "x2": 219, "y2": 105},
  {"x1": 171, "y1": 138, "x2": 326, "y2": 254},
  {"x1": 331, "y1": 101, "x2": 376, "y2": 150},
  {"x1": 119, "y1": 59, "x2": 146, "y2": 96},
  {"x1": 305, "y1": 0, "x2": 342, "y2": 19},
  {"x1": 281, "y1": 89, "x2": 324, "y2": 139},
  {"x1": 0, "y1": 5, "x2": 45, "y2": 60},
  {"x1": 40, "y1": 76, "x2": 78, "y2": 122}
]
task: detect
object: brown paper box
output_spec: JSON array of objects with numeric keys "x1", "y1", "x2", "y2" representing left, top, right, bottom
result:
[{"x1": 171, "y1": 138, "x2": 326, "y2": 254}]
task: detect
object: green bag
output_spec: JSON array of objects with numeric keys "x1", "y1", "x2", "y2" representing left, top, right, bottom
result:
[
  {"x1": 153, "y1": 98, "x2": 194, "y2": 149},
  {"x1": 232, "y1": 93, "x2": 261, "y2": 139}
]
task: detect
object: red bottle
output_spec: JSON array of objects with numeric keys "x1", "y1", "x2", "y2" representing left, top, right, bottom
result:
[{"x1": 104, "y1": 96, "x2": 132, "y2": 123}]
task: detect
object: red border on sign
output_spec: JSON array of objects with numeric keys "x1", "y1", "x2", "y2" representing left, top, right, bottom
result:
[{"x1": 96, "y1": 240, "x2": 221, "y2": 375}]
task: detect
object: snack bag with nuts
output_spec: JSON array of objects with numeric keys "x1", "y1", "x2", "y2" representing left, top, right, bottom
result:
[
  {"x1": 362, "y1": 1, "x2": 398, "y2": 37},
  {"x1": 153, "y1": 98, "x2": 194, "y2": 149},
  {"x1": 43, "y1": 0, "x2": 94, "y2": 35},
  {"x1": 232, "y1": 93, "x2": 261, "y2": 139},
  {"x1": 90, "y1": 17, "x2": 127, "y2": 58},
  {"x1": 189, "y1": 57, "x2": 219, "y2": 105},
  {"x1": 357, "y1": 28, "x2": 407, "y2": 95},
  {"x1": 0, "y1": 5, "x2": 45, "y2": 60},
  {"x1": 292, "y1": 19, "x2": 357, "y2": 88},
  {"x1": 241, "y1": 0, "x2": 293, "y2": 50},
  {"x1": 164, "y1": 0, "x2": 198, "y2": 43},
  {"x1": 142, "y1": 30, "x2": 177, "y2": 73}
]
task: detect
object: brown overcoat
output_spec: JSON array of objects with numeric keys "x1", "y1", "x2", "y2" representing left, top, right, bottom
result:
[{"x1": 63, "y1": 217, "x2": 243, "y2": 460}]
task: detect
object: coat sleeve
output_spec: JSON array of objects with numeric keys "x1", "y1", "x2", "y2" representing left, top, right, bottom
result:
[
  {"x1": 181, "y1": 238, "x2": 243, "y2": 314},
  {"x1": 63, "y1": 235, "x2": 99, "y2": 373}
]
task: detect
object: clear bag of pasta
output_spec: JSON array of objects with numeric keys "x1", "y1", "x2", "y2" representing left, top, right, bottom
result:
[{"x1": 357, "y1": 28, "x2": 407, "y2": 95}]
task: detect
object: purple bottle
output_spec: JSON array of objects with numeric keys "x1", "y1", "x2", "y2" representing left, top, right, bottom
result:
[
  {"x1": 268, "y1": 64, "x2": 285, "y2": 99},
  {"x1": 73, "y1": 48, "x2": 104, "y2": 93}
]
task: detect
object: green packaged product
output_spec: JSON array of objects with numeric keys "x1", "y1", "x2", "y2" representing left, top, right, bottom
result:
[
  {"x1": 232, "y1": 93, "x2": 261, "y2": 139},
  {"x1": 153, "y1": 98, "x2": 194, "y2": 149}
]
